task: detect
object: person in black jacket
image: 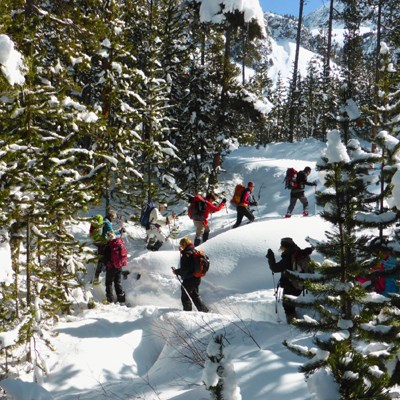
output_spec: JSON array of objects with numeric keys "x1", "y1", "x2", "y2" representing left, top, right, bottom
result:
[
  {"x1": 266, "y1": 237, "x2": 302, "y2": 323},
  {"x1": 172, "y1": 237, "x2": 209, "y2": 312},
  {"x1": 285, "y1": 166, "x2": 317, "y2": 218}
]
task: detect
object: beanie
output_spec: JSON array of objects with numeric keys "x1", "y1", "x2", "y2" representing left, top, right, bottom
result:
[
  {"x1": 280, "y1": 237, "x2": 294, "y2": 247},
  {"x1": 304, "y1": 166, "x2": 311, "y2": 173},
  {"x1": 248, "y1": 181, "x2": 255, "y2": 187}
]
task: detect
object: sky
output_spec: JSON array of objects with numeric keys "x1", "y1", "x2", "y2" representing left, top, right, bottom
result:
[
  {"x1": 260, "y1": 0, "x2": 326, "y2": 16},
  {"x1": 1, "y1": 138, "x2": 400, "y2": 400}
]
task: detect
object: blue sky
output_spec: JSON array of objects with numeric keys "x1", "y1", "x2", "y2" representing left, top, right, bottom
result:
[{"x1": 259, "y1": 0, "x2": 326, "y2": 16}]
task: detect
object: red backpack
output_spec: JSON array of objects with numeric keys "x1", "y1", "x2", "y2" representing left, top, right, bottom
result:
[
  {"x1": 192, "y1": 250, "x2": 210, "y2": 278},
  {"x1": 105, "y1": 237, "x2": 128, "y2": 269},
  {"x1": 284, "y1": 168, "x2": 299, "y2": 189}
]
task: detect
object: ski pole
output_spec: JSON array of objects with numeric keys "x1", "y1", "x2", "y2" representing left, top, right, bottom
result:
[
  {"x1": 314, "y1": 185, "x2": 317, "y2": 216},
  {"x1": 272, "y1": 272, "x2": 281, "y2": 322},
  {"x1": 252, "y1": 194, "x2": 261, "y2": 218},
  {"x1": 172, "y1": 267, "x2": 197, "y2": 311},
  {"x1": 118, "y1": 215, "x2": 129, "y2": 243}
]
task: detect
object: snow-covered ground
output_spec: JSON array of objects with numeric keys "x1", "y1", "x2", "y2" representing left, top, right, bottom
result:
[{"x1": 1, "y1": 139, "x2": 352, "y2": 400}]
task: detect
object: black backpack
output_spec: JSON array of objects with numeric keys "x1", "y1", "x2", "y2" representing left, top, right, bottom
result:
[
  {"x1": 140, "y1": 202, "x2": 155, "y2": 228},
  {"x1": 286, "y1": 247, "x2": 314, "y2": 291}
]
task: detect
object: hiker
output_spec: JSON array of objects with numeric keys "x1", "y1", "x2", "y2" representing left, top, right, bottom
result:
[
  {"x1": 89, "y1": 214, "x2": 106, "y2": 284},
  {"x1": 266, "y1": 237, "x2": 304, "y2": 323},
  {"x1": 357, "y1": 240, "x2": 399, "y2": 295},
  {"x1": 102, "y1": 209, "x2": 125, "y2": 240},
  {"x1": 232, "y1": 181, "x2": 257, "y2": 229},
  {"x1": 103, "y1": 231, "x2": 127, "y2": 303},
  {"x1": 192, "y1": 193, "x2": 226, "y2": 246},
  {"x1": 146, "y1": 202, "x2": 174, "y2": 251},
  {"x1": 172, "y1": 237, "x2": 209, "y2": 312},
  {"x1": 285, "y1": 166, "x2": 317, "y2": 218}
]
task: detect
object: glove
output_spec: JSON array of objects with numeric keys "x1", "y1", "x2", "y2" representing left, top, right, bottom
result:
[
  {"x1": 312, "y1": 181, "x2": 317, "y2": 186},
  {"x1": 266, "y1": 249, "x2": 275, "y2": 267},
  {"x1": 120, "y1": 227, "x2": 126, "y2": 233},
  {"x1": 222, "y1": 198, "x2": 227, "y2": 204},
  {"x1": 155, "y1": 223, "x2": 161, "y2": 229},
  {"x1": 251, "y1": 201, "x2": 258, "y2": 206}
]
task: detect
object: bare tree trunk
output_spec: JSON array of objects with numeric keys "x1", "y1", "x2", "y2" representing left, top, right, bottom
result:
[
  {"x1": 371, "y1": 0, "x2": 382, "y2": 153},
  {"x1": 288, "y1": 0, "x2": 304, "y2": 142}
]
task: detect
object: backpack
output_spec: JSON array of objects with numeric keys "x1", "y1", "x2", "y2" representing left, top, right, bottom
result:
[
  {"x1": 230, "y1": 184, "x2": 245, "y2": 207},
  {"x1": 288, "y1": 247, "x2": 314, "y2": 290},
  {"x1": 284, "y1": 168, "x2": 299, "y2": 189},
  {"x1": 192, "y1": 249, "x2": 210, "y2": 278},
  {"x1": 89, "y1": 214, "x2": 104, "y2": 244},
  {"x1": 140, "y1": 202, "x2": 155, "y2": 228},
  {"x1": 188, "y1": 195, "x2": 207, "y2": 220},
  {"x1": 292, "y1": 247, "x2": 314, "y2": 273},
  {"x1": 105, "y1": 237, "x2": 128, "y2": 269}
]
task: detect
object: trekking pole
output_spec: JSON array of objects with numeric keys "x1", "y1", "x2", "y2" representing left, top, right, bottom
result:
[
  {"x1": 252, "y1": 194, "x2": 261, "y2": 218},
  {"x1": 172, "y1": 267, "x2": 197, "y2": 311},
  {"x1": 314, "y1": 185, "x2": 317, "y2": 216},
  {"x1": 272, "y1": 272, "x2": 281, "y2": 323},
  {"x1": 118, "y1": 215, "x2": 129, "y2": 243}
]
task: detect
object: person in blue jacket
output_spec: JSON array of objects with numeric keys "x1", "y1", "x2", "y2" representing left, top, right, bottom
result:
[{"x1": 102, "y1": 209, "x2": 125, "y2": 240}]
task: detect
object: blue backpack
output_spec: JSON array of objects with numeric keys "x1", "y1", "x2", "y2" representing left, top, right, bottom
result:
[{"x1": 140, "y1": 202, "x2": 155, "y2": 228}]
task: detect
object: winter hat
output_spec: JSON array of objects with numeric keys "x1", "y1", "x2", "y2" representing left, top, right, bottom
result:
[
  {"x1": 248, "y1": 181, "x2": 255, "y2": 187},
  {"x1": 280, "y1": 237, "x2": 295, "y2": 247},
  {"x1": 304, "y1": 166, "x2": 311, "y2": 173}
]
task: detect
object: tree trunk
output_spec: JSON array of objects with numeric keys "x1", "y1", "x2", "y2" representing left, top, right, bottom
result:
[
  {"x1": 371, "y1": 0, "x2": 382, "y2": 153},
  {"x1": 288, "y1": 0, "x2": 304, "y2": 142}
]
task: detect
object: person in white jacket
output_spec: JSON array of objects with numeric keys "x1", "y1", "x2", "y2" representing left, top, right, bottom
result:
[{"x1": 146, "y1": 203, "x2": 174, "y2": 250}]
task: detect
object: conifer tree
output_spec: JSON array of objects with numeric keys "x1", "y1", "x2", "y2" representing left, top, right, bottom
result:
[{"x1": 284, "y1": 130, "x2": 399, "y2": 399}]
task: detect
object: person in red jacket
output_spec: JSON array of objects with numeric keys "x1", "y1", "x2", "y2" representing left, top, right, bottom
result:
[
  {"x1": 232, "y1": 181, "x2": 257, "y2": 228},
  {"x1": 192, "y1": 193, "x2": 226, "y2": 246}
]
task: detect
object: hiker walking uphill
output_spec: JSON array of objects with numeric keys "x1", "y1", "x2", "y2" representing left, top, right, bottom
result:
[
  {"x1": 266, "y1": 237, "x2": 313, "y2": 323},
  {"x1": 285, "y1": 166, "x2": 317, "y2": 218},
  {"x1": 189, "y1": 193, "x2": 226, "y2": 246},
  {"x1": 232, "y1": 181, "x2": 257, "y2": 229},
  {"x1": 172, "y1": 237, "x2": 209, "y2": 313}
]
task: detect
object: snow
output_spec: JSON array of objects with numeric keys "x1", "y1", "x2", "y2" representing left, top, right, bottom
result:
[
  {"x1": 0, "y1": 138, "x2": 385, "y2": 400},
  {"x1": 0, "y1": 34, "x2": 25, "y2": 86}
]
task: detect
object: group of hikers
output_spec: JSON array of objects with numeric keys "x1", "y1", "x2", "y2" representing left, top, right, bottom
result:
[{"x1": 88, "y1": 166, "x2": 318, "y2": 309}]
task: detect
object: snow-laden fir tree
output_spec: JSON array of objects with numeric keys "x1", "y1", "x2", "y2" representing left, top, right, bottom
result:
[
  {"x1": 284, "y1": 130, "x2": 400, "y2": 399},
  {"x1": 202, "y1": 334, "x2": 242, "y2": 400}
]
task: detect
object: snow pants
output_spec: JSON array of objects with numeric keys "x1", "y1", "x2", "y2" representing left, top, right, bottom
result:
[
  {"x1": 181, "y1": 277, "x2": 209, "y2": 312},
  {"x1": 105, "y1": 266, "x2": 125, "y2": 303},
  {"x1": 232, "y1": 205, "x2": 254, "y2": 228},
  {"x1": 287, "y1": 191, "x2": 308, "y2": 215}
]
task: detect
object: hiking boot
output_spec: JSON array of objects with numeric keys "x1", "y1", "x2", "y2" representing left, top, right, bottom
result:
[
  {"x1": 303, "y1": 210, "x2": 309, "y2": 216},
  {"x1": 284, "y1": 213, "x2": 291, "y2": 218}
]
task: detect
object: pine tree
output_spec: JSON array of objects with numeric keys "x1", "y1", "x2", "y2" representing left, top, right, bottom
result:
[{"x1": 284, "y1": 130, "x2": 398, "y2": 399}]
